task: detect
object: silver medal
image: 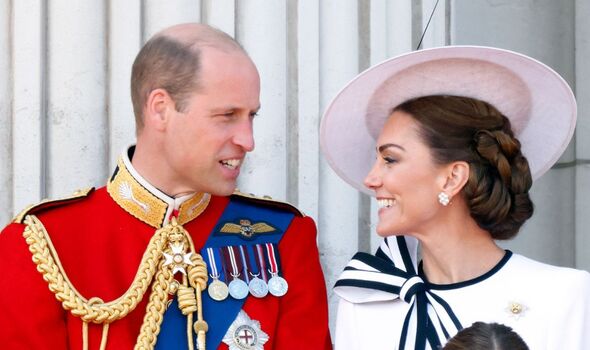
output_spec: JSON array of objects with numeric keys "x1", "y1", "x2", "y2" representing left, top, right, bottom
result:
[
  {"x1": 208, "y1": 278, "x2": 229, "y2": 301},
  {"x1": 228, "y1": 277, "x2": 249, "y2": 299},
  {"x1": 248, "y1": 276, "x2": 269, "y2": 298},
  {"x1": 268, "y1": 274, "x2": 288, "y2": 297}
]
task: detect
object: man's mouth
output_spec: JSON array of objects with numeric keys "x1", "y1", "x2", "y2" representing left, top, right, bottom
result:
[{"x1": 220, "y1": 159, "x2": 242, "y2": 170}]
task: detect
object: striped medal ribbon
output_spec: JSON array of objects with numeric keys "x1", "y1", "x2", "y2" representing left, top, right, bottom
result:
[
  {"x1": 265, "y1": 243, "x2": 288, "y2": 297},
  {"x1": 206, "y1": 247, "x2": 229, "y2": 301}
]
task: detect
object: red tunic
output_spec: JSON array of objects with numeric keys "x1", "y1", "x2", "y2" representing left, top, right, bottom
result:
[{"x1": 0, "y1": 187, "x2": 332, "y2": 349}]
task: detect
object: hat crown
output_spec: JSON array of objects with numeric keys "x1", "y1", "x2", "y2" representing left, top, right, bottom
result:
[{"x1": 320, "y1": 46, "x2": 576, "y2": 195}]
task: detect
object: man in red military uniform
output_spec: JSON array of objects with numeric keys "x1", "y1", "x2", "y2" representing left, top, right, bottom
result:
[{"x1": 0, "y1": 23, "x2": 332, "y2": 350}]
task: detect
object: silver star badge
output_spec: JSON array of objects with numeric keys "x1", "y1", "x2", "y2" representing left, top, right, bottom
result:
[
  {"x1": 163, "y1": 242, "x2": 194, "y2": 275},
  {"x1": 223, "y1": 310, "x2": 269, "y2": 350}
]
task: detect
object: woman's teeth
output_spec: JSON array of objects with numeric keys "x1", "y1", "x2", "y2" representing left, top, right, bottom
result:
[{"x1": 377, "y1": 199, "x2": 395, "y2": 208}]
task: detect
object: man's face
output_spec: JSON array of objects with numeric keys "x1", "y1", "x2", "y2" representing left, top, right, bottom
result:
[{"x1": 162, "y1": 48, "x2": 260, "y2": 196}]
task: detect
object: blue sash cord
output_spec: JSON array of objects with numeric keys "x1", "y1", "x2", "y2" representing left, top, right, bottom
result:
[{"x1": 334, "y1": 236, "x2": 462, "y2": 350}]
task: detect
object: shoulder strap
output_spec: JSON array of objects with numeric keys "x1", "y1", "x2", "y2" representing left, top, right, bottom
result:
[
  {"x1": 231, "y1": 190, "x2": 304, "y2": 217},
  {"x1": 13, "y1": 187, "x2": 94, "y2": 223}
]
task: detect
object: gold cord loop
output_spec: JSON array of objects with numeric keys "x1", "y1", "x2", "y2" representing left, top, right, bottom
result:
[
  {"x1": 22, "y1": 215, "x2": 209, "y2": 350},
  {"x1": 23, "y1": 215, "x2": 169, "y2": 324},
  {"x1": 177, "y1": 285, "x2": 198, "y2": 315}
]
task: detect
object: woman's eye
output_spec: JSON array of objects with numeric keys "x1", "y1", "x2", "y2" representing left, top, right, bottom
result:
[{"x1": 383, "y1": 156, "x2": 397, "y2": 164}]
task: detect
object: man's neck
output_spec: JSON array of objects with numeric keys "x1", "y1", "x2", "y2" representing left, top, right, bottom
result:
[{"x1": 130, "y1": 142, "x2": 187, "y2": 198}]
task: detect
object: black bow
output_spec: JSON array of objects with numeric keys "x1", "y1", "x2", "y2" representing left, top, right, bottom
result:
[{"x1": 334, "y1": 236, "x2": 463, "y2": 350}]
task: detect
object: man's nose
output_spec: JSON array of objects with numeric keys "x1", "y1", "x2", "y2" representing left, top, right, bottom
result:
[{"x1": 234, "y1": 119, "x2": 255, "y2": 152}]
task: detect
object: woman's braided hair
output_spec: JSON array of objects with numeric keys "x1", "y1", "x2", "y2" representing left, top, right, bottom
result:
[{"x1": 394, "y1": 95, "x2": 533, "y2": 239}]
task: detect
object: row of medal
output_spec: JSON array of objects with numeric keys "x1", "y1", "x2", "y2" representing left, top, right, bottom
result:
[{"x1": 204, "y1": 243, "x2": 289, "y2": 301}]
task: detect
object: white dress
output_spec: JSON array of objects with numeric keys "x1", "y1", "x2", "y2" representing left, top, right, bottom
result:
[{"x1": 334, "y1": 237, "x2": 590, "y2": 350}]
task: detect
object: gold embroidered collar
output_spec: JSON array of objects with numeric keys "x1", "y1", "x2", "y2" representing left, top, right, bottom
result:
[{"x1": 107, "y1": 150, "x2": 210, "y2": 228}]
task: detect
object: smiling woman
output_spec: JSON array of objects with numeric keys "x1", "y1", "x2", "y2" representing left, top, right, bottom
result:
[
  {"x1": 320, "y1": 46, "x2": 590, "y2": 350},
  {"x1": 364, "y1": 110, "x2": 452, "y2": 238}
]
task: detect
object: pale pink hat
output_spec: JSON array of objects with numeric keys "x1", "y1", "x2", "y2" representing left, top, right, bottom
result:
[{"x1": 320, "y1": 46, "x2": 577, "y2": 195}]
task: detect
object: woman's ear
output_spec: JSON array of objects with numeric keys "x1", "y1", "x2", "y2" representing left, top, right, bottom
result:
[
  {"x1": 441, "y1": 161, "x2": 470, "y2": 197},
  {"x1": 143, "y1": 88, "x2": 173, "y2": 132}
]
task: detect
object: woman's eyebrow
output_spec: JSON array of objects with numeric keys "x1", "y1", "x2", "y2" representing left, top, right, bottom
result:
[{"x1": 377, "y1": 143, "x2": 406, "y2": 153}]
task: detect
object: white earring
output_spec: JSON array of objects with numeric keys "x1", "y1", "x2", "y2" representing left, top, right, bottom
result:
[{"x1": 438, "y1": 192, "x2": 450, "y2": 206}]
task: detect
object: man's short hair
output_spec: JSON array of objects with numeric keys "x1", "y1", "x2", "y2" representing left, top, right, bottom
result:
[{"x1": 130, "y1": 25, "x2": 244, "y2": 131}]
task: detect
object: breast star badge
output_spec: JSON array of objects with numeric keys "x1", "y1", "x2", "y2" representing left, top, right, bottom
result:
[
  {"x1": 220, "y1": 219, "x2": 276, "y2": 239},
  {"x1": 223, "y1": 310, "x2": 269, "y2": 350}
]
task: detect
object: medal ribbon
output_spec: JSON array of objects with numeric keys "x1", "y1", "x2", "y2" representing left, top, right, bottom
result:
[
  {"x1": 265, "y1": 243, "x2": 279, "y2": 275},
  {"x1": 334, "y1": 236, "x2": 465, "y2": 350},
  {"x1": 238, "y1": 245, "x2": 252, "y2": 282},
  {"x1": 206, "y1": 247, "x2": 221, "y2": 279},
  {"x1": 226, "y1": 246, "x2": 242, "y2": 280},
  {"x1": 245, "y1": 245, "x2": 260, "y2": 278},
  {"x1": 255, "y1": 244, "x2": 269, "y2": 282}
]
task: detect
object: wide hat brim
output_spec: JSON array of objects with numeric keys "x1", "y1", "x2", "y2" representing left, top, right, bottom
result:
[{"x1": 320, "y1": 46, "x2": 577, "y2": 196}]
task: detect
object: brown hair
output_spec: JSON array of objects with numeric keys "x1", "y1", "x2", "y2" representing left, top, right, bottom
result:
[
  {"x1": 130, "y1": 25, "x2": 244, "y2": 131},
  {"x1": 394, "y1": 95, "x2": 533, "y2": 240},
  {"x1": 442, "y1": 322, "x2": 529, "y2": 350}
]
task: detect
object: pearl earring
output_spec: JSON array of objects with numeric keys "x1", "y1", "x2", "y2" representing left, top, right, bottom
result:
[{"x1": 438, "y1": 192, "x2": 450, "y2": 206}]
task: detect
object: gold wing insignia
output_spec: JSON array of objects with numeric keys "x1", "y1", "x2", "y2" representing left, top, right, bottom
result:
[
  {"x1": 251, "y1": 222, "x2": 276, "y2": 233},
  {"x1": 220, "y1": 223, "x2": 243, "y2": 234}
]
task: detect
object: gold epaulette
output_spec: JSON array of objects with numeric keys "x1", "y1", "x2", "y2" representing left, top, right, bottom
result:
[
  {"x1": 12, "y1": 187, "x2": 95, "y2": 224},
  {"x1": 231, "y1": 190, "x2": 305, "y2": 217}
]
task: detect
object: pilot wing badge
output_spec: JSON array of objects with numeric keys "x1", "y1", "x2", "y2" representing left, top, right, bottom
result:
[{"x1": 220, "y1": 219, "x2": 276, "y2": 239}]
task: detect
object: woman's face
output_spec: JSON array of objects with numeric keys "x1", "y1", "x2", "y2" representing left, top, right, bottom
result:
[{"x1": 364, "y1": 110, "x2": 448, "y2": 236}]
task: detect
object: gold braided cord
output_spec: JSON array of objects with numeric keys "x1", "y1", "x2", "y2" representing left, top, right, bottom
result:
[
  {"x1": 187, "y1": 313, "x2": 195, "y2": 350},
  {"x1": 133, "y1": 261, "x2": 174, "y2": 350},
  {"x1": 100, "y1": 324, "x2": 110, "y2": 350},
  {"x1": 193, "y1": 284, "x2": 208, "y2": 350},
  {"x1": 22, "y1": 214, "x2": 171, "y2": 324},
  {"x1": 133, "y1": 218, "x2": 209, "y2": 350},
  {"x1": 177, "y1": 285, "x2": 198, "y2": 315},
  {"x1": 187, "y1": 254, "x2": 208, "y2": 291},
  {"x1": 22, "y1": 214, "x2": 209, "y2": 350},
  {"x1": 182, "y1": 276, "x2": 196, "y2": 350},
  {"x1": 185, "y1": 230, "x2": 209, "y2": 350},
  {"x1": 82, "y1": 297, "x2": 111, "y2": 350},
  {"x1": 82, "y1": 322, "x2": 89, "y2": 350}
]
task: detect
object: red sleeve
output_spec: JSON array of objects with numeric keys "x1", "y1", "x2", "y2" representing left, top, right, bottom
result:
[
  {"x1": 0, "y1": 222, "x2": 68, "y2": 349},
  {"x1": 274, "y1": 215, "x2": 333, "y2": 349}
]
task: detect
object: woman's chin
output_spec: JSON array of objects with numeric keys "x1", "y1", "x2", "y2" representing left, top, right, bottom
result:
[{"x1": 375, "y1": 225, "x2": 402, "y2": 237}]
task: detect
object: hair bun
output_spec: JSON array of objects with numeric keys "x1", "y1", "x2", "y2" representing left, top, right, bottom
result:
[{"x1": 469, "y1": 124, "x2": 533, "y2": 239}]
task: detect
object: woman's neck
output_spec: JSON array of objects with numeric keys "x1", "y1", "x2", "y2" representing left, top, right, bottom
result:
[{"x1": 413, "y1": 211, "x2": 505, "y2": 285}]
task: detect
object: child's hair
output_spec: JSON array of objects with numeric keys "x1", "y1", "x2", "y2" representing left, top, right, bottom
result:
[{"x1": 442, "y1": 322, "x2": 529, "y2": 350}]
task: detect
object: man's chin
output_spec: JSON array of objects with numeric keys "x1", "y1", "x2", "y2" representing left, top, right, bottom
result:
[{"x1": 205, "y1": 183, "x2": 237, "y2": 197}]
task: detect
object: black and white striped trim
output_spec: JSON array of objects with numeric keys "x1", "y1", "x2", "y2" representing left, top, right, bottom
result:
[{"x1": 334, "y1": 236, "x2": 462, "y2": 350}]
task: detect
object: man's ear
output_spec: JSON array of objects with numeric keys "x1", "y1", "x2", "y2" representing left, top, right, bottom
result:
[
  {"x1": 440, "y1": 161, "x2": 470, "y2": 197},
  {"x1": 143, "y1": 88, "x2": 174, "y2": 132}
]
